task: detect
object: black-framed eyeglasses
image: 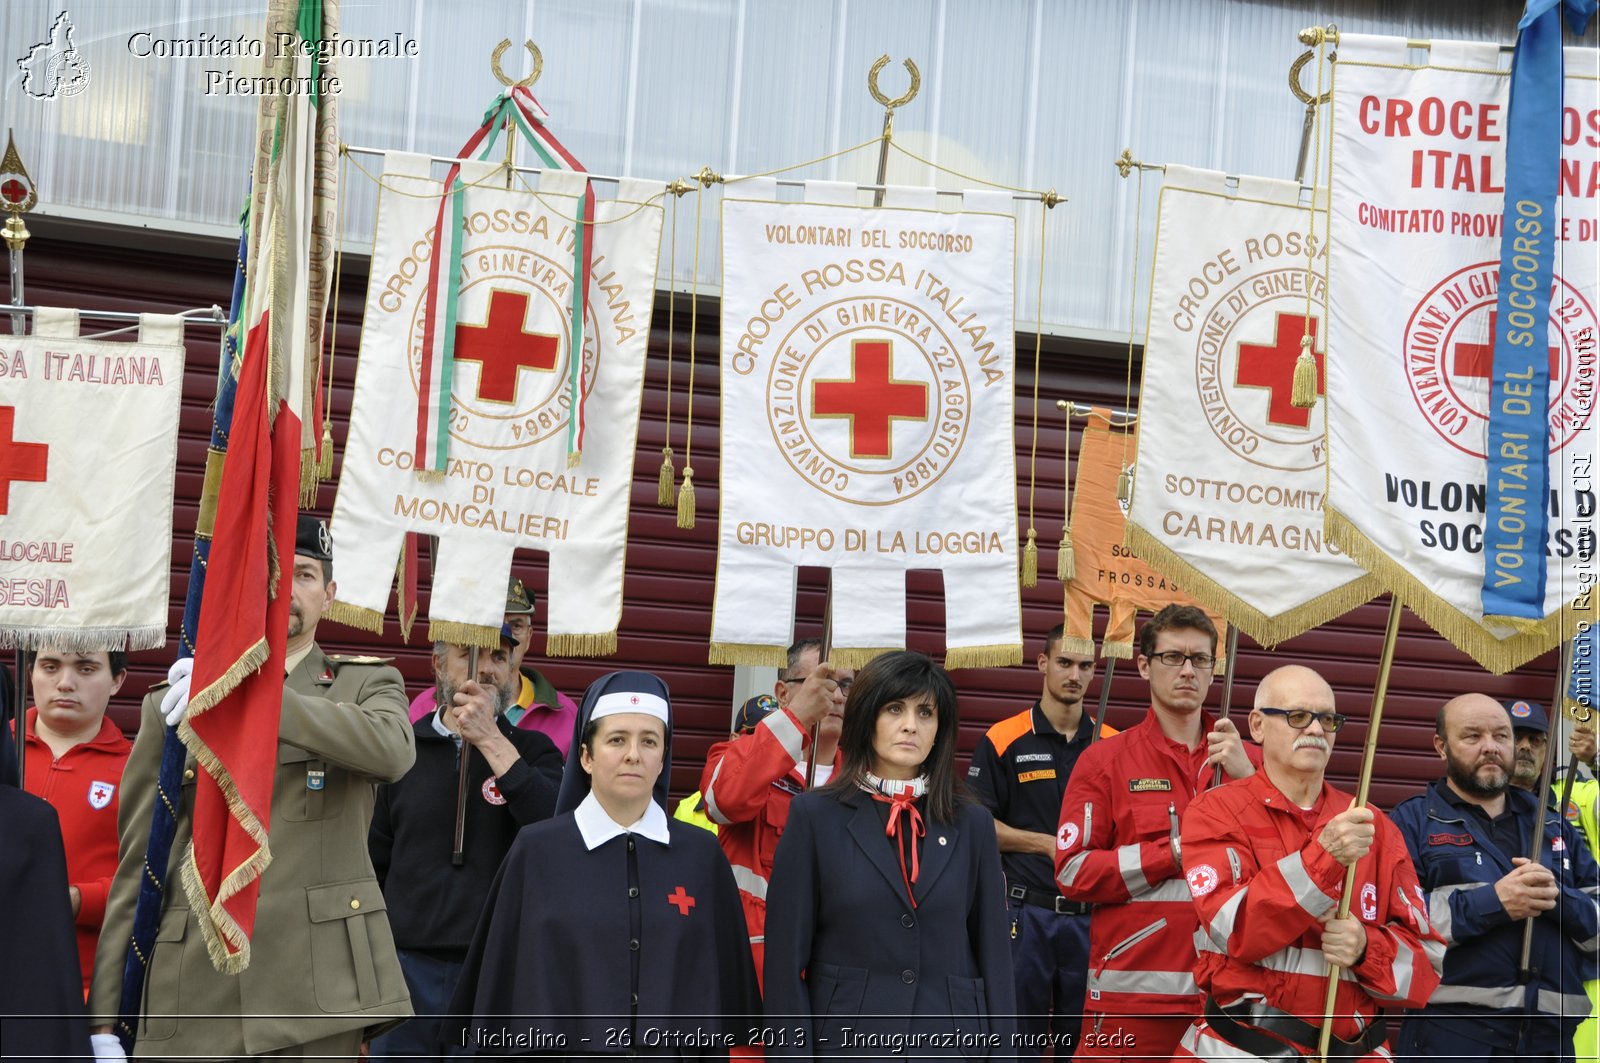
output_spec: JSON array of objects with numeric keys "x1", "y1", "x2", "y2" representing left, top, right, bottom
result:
[
  {"x1": 1259, "y1": 707, "x2": 1348, "y2": 732},
  {"x1": 781, "y1": 674, "x2": 852, "y2": 693},
  {"x1": 1147, "y1": 650, "x2": 1217, "y2": 671}
]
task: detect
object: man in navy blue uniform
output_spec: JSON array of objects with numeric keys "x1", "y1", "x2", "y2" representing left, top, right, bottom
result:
[
  {"x1": 1394, "y1": 692, "x2": 1600, "y2": 1062},
  {"x1": 967, "y1": 623, "x2": 1104, "y2": 1057}
]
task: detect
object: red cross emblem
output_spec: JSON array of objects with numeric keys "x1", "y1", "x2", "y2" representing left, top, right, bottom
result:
[
  {"x1": 1451, "y1": 309, "x2": 1561, "y2": 382},
  {"x1": 0, "y1": 178, "x2": 28, "y2": 206},
  {"x1": 629, "y1": 695, "x2": 640, "y2": 705},
  {"x1": 1235, "y1": 312, "x2": 1323, "y2": 429},
  {"x1": 666, "y1": 885, "x2": 696, "y2": 915},
  {"x1": 0, "y1": 406, "x2": 48, "y2": 514},
  {"x1": 453, "y1": 289, "x2": 560, "y2": 405},
  {"x1": 812, "y1": 339, "x2": 929, "y2": 460}
]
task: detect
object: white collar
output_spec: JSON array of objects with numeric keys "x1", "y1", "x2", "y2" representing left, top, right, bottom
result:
[
  {"x1": 574, "y1": 791, "x2": 671, "y2": 850},
  {"x1": 430, "y1": 705, "x2": 458, "y2": 742}
]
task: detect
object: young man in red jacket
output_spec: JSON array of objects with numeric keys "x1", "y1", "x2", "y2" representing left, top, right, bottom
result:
[
  {"x1": 1177, "y1": 665, "x2": 1442, "y2": 1060},
  {"x1": 1054, "y1": 605, "x2": 1259, "y2": 1060},
  {"x1": 21, "y1": 646, "x2": 131, "y2": 996}
]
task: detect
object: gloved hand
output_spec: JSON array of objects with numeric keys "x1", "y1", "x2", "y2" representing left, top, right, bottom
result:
[
  {"x1": 161, "y1": 657, "x2": 195, "y2": 727},
  {"x1": 90, "y1": 1032, "x2": 127, "y2": 1061}
]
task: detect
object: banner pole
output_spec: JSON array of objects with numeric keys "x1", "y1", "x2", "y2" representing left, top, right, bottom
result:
[
  {"x1": 866, "y1": 55, "x2": 920, "y2": 208},
  {"x1": 1212, "y1": 626, "x2": 1241, "y2": 788},
  {"x1": 452, "y1": 645, "x2": 478, "y2": 866},
  {"x1": 1090, "y1": 659, "x2": 1117, "y2": 745},
  {"x1": 1518, "y1": 638, "x2": 1576, "y2": 977},
  {"x1": 804, "y1": 588, "x2": 833, "y2": 790},
  {"x1": 1315, "y1": 595, "x2": 1402, "y2": 1063}
]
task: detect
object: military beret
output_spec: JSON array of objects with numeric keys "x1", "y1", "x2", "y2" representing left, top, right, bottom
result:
[{"x1": 296, "y1": 515, "x2": 333, "y2": 561}]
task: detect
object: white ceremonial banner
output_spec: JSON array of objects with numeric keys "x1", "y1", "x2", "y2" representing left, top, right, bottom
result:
[
  {"x1": 331, "y1": 154, "x2": 663, "y2": 654},
  {"x1": 0, "y1": 308, "x2": 185, "y2": 649},
  {"x1": 1327, "y1": 36, "x2": 1599, "y2": 673},
  {"x1": 711, "y1": 185, "x2": 1020, "y2": 670},
  {"x1": 1127, "y1": 166, "x2": 1379, "y2": 645}
]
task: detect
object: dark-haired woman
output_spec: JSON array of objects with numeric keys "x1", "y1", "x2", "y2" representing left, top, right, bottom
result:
[{"x1": 764, "y1": 651, "x2": 1015, "y2": 1058}]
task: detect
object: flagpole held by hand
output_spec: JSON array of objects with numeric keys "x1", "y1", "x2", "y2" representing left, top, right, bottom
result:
[{"x1": 452, "y1": 645, "x2": 478, "y2": 867}]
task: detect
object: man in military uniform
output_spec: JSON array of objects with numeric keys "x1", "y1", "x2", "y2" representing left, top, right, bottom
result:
[{"x1": 88, "y1": 515, "x2": 415, "y2": 1061}]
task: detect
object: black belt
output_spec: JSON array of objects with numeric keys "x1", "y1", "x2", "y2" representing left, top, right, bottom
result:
[
  {"x1": 1204, "y1": 997, "x2": 1386, "y2": 1061},
  {"x1": 1007, "y1": 884, "x2": 1090, "y2": 916}
]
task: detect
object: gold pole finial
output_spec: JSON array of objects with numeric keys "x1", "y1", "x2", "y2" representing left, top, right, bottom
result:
[
  {"x1": 1114, "y1": 149, "x2": 1138, "y2": 179},
  {"x1": 491, "y1": 39, "x2": 543, "y2": 89},
  {"x1": 694, "y1": 166, "x2": 723, "y2": 188},
  {"x1": 867, "y1": 55, "x2": 921, "y2": 113},
  {"x1": 1, "y1": 129, "x2": 37, "y2": 254}
]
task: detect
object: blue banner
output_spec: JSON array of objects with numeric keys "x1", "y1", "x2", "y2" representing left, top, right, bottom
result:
[{"x1": 1482, "y1": 0, "x2": 1597, "y2": 621}]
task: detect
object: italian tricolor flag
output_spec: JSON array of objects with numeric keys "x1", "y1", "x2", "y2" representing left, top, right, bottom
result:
[{"x1": 179, "y1": 0, "x2": 337, "y2": 973}]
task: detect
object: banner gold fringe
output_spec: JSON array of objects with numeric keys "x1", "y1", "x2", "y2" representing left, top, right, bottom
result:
[
  {"x1": 1327, "y1": 506, "x2": 1576, "y2": 674},
  {"x1": 323, "y1": 600, "x2": 386, "y2": 634},
  {"x1": 547, "y1": 631, "x2": 619, "y2": 658},
  {"x1": 1102, "y1": 641, "x2": 1134, "y2": 661},
  {"x1": 567, "y1": 450, "x2": 582, "y2": 470},
  {"x1": 1483, "y1": 614, "x2": 1549, "y2": 637},
  {"x1": 708, "y1": 642, "x2": 790, "y2": 668},
  {"x1": 945, "y1": 643, "x2": 1023, "y2": 670},
  {"x1": 299, "y1": 450, "x2": 320, "y2": 507},
  {"x1": 0, "y1": 625, "x2": 167, "y2": 652},
  {"x1": 427, "y1": 618, "x2": 502, "y2": 650},
  {"x1": 657, "y1": 447, "x2": 676, "y2": 506},
  {"x1": 416, "y1": 469, "x2": 446, "y2": 484},
  {"x1": 1021, "y1": 529, "x2": 1038, "y2": 588},
  {"x1": 1123, "y1": 521, "x2": 1383, "y2": 648},
  {"x1": 676, "y1": 469, "x2": 697, "y2": 529},
  {"x1": 185, "y1": 637, "x2": 270, "y2": 718},
  {"x1": 830, "y1": 646, "x2": 897, "y2": 671},
  {"x1": 1057, "y1": 528, "x2": 1075, "y2": 583},
  {"x1": 1059, "y1": 636, "x2": 1097, "y2": 657}
]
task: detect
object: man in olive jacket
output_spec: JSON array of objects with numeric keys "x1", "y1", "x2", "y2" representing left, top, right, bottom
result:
[{"x1": 88, "y1": 517, "x2": 416, "y2": 1059}]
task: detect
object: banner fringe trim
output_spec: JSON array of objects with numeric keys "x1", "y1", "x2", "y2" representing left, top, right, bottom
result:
[
  {"x1": 1101, "y1": 641, "x2": 1134, "y2": 661},
  {"x1": 830, "y1": 646, "x2": 898, "y2": 671},
  {"x1": 0, "y1": 625, "x2": 167, "y2": 652},
  {"x1": 1123, "y1": 521, "x2": 1383, "y2": 648},
  {"x1": 1326, "y1": 506, "x2": 1576, "y2": 674},
  {"x1": 427, "y1": 619, "x2": 502, "y2": 650},
  {"x1": 323, "y1": 600, "x2": 386, "y2": 634},
  {"x1": 708, "y1": 642, "x2": 789, "y2": 668},
  {"x1": 185, "y1": 638, "x2": 270, "y2": 718},
  {"x1": 546, "y1": 631, "x2": 618, "y2": 658},
  {"x1": 944, "y1": 643, "x2": 1023, "y2": 670},
  {"x1": 1058, "y1": 635, "x2": 1097, "y2": 657}
]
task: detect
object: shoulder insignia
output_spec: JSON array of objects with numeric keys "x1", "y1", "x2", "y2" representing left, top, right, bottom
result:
[{"x1": 326, "y1": 654, "x2": 395, "y2": 666}]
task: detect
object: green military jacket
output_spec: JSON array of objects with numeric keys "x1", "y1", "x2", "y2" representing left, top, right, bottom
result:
[{"x1": 88, "y1": 645, "x2": 416, "y2": 1057}]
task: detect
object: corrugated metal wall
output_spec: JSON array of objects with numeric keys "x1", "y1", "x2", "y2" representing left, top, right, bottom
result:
[{"x1": 20, "y1": 219, "x2": 1563, "y2": 811}]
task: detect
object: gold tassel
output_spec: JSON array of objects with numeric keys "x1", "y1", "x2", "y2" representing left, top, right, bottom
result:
[
  {"x1": 1021, "y1": 528, "x2": 1038, "y2": 588},
  {"x1": 657, "y1": 447, "x2": 676, "y2": 507},
  {"x1": 1291, "y1": 335, "x2": 1319, "y2": 409},
  {"x1": 317, "y1": 420, "x2": 334, "y2": 478},
  {"x1": 567, "y1": 449, "x2": 582, "y2": 469},
  {"x1": 299, "y1": 451, "x2": 319, "y2": 507},
  {"x1": 1116, "y1": 467, "x2": 1132, "y2": 505},
  {"x1": 1057, "y1": 527, "x2": 1075, "y2": 583},
  {"x1": 676, "y1": 467, "x2": 696, "y2": 529}
]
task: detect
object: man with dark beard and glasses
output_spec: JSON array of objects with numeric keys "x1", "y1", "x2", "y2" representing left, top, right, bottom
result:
[
  {"x1": 1393, "y1": 693, "x2": 1600, "y2": 1062},
  {"x1": 368, "y1": 627, "x2": 562, "y2": 1059}
]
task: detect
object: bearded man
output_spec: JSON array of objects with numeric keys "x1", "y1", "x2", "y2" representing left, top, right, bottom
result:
[{"x1": 1393, "y1": 693, "x2": 1600, "y2": 1062}]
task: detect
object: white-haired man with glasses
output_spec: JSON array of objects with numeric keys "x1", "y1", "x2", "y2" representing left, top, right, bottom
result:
[
  {"x1": 1174, "y1": 664, "x2": 1443, "y2": 1061},
  {"x1": 1055, "y1": 604, "x2": 1261, "y2": 1060}
]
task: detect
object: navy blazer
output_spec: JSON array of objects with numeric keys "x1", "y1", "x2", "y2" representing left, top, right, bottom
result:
[{"x1": 764, "y1": 787, "x2": 1016, "y2": 1058}]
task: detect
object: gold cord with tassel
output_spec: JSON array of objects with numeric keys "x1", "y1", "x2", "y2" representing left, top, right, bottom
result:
[
  {"x1": 1020, "y1": 196, "x2": 1053, "y2": 589},
  {"x1": 1292, "y1": 32, "x2": 1329, "y2": 411},
  {"x1": 1115, "y1": 165, "x2": 1144, "y2": 501},
  {"x1": 676, "y1": 172, "x2": 715, "y2": 530},
  {"x1": 658, "y1": 185, "x2": 684, "y2": 505},
  {"x1": 1056, "y1": 399, "x2": 1076, "y2": 582}
]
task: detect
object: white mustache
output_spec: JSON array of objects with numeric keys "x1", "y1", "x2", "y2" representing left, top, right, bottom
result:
[{"x1": 1293, "y1": 736, "x2": 1329, "y2": 752}]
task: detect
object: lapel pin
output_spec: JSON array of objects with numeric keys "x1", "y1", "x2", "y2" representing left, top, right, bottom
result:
[{"x1": 938, "y1": 836, "x2": 947, "y2": 845}]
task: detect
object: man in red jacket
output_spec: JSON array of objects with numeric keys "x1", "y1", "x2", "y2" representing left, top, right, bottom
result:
[
  {"x1": 1054, "y1": 605, "x2": 1258, "y2": 1060},
  {"x1": 21, "y1": 646, "x2": 131, "y2": 996},
  {"x1": 1176, "y1": 665, "x2": 1442, "y2": 1060},
  {"x1": 699, "y1": 638, "x2": 850, "y2": 981}
]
